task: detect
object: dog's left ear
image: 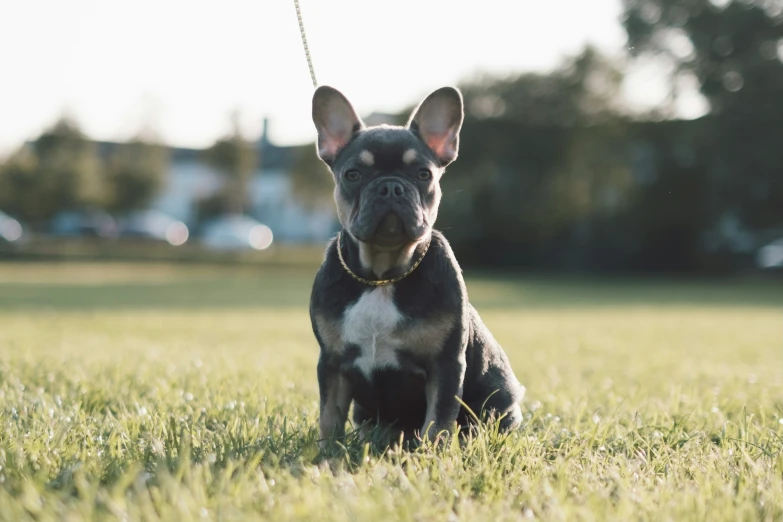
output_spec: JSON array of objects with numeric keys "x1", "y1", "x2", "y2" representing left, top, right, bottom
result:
[{"x1": 407, "y1": 87, "x2": 464, "y2": 166}]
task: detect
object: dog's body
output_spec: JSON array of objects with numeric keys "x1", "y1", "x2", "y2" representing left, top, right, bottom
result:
[{"x1": 310, "y1": 86, "x2": 524, "y2": 445}]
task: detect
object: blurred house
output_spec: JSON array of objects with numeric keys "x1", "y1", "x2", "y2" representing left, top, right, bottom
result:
[{"x1": 103, "y1": 119, "x2": 338, "y2": 243}]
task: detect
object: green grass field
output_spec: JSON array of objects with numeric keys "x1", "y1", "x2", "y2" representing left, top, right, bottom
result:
[{"x1": 0, "y1": 262, "x2": 781, "y2": 521}]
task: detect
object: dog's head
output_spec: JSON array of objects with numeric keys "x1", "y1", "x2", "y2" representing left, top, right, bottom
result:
[{"x1": 312, "y1": 86, "x2": 463, "y2": 250}]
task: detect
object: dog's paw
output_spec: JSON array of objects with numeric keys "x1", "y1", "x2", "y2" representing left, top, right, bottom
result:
[{"x1": 317, "y1": 438, "x2": 331, "y2": 452}]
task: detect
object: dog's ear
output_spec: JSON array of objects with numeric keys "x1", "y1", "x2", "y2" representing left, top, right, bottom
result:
[
  {"x1": 407, "y1": 87, "x2": 464, "y2": 166},
  {"x1": 312, "y1": 86, "x2": 364, "y2": 166}
]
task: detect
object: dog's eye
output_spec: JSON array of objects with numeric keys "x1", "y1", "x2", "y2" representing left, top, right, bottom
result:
[
  {"x1": 344, "y1": 169, "x2": 361, "y2": 182},
  {"x1": 417, "y1": 169, "x2": 432, "y2": 181}
]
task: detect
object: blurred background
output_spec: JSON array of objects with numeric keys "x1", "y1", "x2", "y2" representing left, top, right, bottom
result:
[{"x1": 1, "y1": 0, "x2": 782, "y2": 274}]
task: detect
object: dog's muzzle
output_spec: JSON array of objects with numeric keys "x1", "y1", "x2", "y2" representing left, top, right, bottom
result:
[{"x1": 352, "y1": 177, "x2": 428, "y2": 246}]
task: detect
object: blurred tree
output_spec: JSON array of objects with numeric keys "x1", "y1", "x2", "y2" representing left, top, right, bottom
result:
[
  {"x1": 0, "y1": 118, "x2": 104, "y2": 227},
  {"x1": 623, "y1": 0, "x2": 783, "y2": 231},
  {"x1": 0, "y1": 146, "x2": 38, "y2": 221},
  {"x1": 537, "y1": 124, "x2": 635, "y2": 238},
  {"x1": 622, "y1": 0, "x2": 783, "y2": 115},
  {"x1": 434, "y1": 47, "x2": 632, "y2": 267},
  {"x1": 202, "y1": 113, "x2": 257, "y2": 218},
  {"x1": 104, "y1": 137, "x2": 168, "y2": 213},
  {"x1": 459, "y1": 46, "x2": 625, "y2": 126}
]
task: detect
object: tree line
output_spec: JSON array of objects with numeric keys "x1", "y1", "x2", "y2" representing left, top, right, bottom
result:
[
  {"x1": 288, "y1": 0, "x2": 783, "y2": 271},
  {"x1": 0, "y1": 119, "x2": 167, "y2": 227},
  {"x1": 2, "y1": 0, "x2": 781, "y2": 272},
  {"x1": 0, "y1": 116, "x2": 258, "y2": 229}
]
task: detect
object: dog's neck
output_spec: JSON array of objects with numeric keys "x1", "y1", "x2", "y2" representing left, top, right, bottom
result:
[{"x1": 341, "y1": 231, "x2": 429, "y2": 280}]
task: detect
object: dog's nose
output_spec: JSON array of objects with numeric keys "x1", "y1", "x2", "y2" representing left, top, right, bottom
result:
[{"x1": 378, "y1": 180, "x2": 404, "y2": 197}]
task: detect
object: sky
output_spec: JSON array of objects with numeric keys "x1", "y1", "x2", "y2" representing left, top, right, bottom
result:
[{"x1": 0, "y1": 0, "x2": 696, "y2": 156}]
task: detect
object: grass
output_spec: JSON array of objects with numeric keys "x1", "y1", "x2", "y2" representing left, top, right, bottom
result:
[{"x1": 0, "y1": 261, "x2": 781, "y2": 521}]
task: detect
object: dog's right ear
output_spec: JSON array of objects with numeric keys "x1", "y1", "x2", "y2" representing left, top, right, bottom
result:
[
  {"x1": 407, "y1": 87, "x2": 464, "y2": 167},
  {"x1": 312, "y1": 86, "x2": 364, "y2": 166}
]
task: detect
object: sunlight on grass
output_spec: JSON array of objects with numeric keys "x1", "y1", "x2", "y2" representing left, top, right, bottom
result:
[{"x1": 0, "y1": 264, "x2": 781, "y2": 520}]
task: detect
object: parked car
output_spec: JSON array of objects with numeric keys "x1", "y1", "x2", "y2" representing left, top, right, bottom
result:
[
  {"x1": 201, "y1": 215, "x2": 273, "y2": 251},
  {"x1": 118, "y1": 210, "x2": 189, "y2": 246},
  {"x1": 0, "y1": 210, "x2": 23, "y2": 243},
  {"x1": 50, "y1": 210, "x2": 118, "y2": 238},
  {"x1": 757, "y1": 238, "x2": 783, "y2": 270}
]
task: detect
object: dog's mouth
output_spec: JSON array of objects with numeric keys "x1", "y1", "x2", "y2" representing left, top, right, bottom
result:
[
  {"x1": 349, "y1": 183, "x2": 431, "y2": 246},
  {"x1": 370, "y1": 212, "x2": 407, "y2": 248},
  {"x1": 352, "y1": 210, "x2": 428, "y2": 247}
]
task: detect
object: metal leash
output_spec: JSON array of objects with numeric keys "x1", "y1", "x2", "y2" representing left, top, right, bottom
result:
[{"x1": 294, "y1": 0, "x2": 318, "y2": 88}]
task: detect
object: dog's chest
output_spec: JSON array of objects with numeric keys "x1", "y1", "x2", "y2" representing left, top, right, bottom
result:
[{"x1": 342, "y1": 286, "x2": 404, "y2": 378}]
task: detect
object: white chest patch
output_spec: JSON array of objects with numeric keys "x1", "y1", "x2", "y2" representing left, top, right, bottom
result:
[{"x1": 342, "y1": 286, "x2": 404, "y2": 378}]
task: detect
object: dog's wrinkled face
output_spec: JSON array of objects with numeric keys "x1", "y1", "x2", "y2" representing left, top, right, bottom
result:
[
  {"x1": 312, "y1": 86, "x2": 463, "y2": 249},
  {"x1": 330, "y1": 128, "x2": 439, "y2": 247}
]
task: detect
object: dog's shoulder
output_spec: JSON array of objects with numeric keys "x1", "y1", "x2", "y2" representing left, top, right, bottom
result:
[
  {"x1": 427, "y1": 230, "x2": 462, "y2": 277},
  {"x1": 416, "y1": 230, "x2": 465, "y2": 294},
  {"x1": 392, "y1": 230, "x2": 467, "y2": 318},
  {"x1": 310, "y1": 235, "x2": 362, "y2": 318},
  {"x1": 310, "y1": 237, "x2": 336, "y2": 300}
]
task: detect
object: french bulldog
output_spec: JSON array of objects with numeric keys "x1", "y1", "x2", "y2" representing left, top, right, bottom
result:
[{"x1": 309, "y1": 85, "x2": 524, "y2": 447}]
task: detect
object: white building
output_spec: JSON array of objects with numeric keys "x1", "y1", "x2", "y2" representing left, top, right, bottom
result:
[{"x1": 149, "y1": 119, "x2": 338, "y2": 243}]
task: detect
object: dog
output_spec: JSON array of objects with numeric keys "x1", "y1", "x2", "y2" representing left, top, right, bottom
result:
[{"x1": 309, "y1": 85, "x2": 524, "y2": 447}]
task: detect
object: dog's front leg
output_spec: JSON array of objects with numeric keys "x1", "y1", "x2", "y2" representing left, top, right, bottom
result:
[
  {"x1": 421, "y1": 353, "x2": 466, "y2": 442},
  {"x1": 317, "y1": 355, "x2": 352, "y2": 450}
]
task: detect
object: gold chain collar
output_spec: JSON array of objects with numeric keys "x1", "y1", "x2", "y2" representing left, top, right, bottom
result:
[{"x1": 336, "y1": 232, "x2": 431, "y2": 286}]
